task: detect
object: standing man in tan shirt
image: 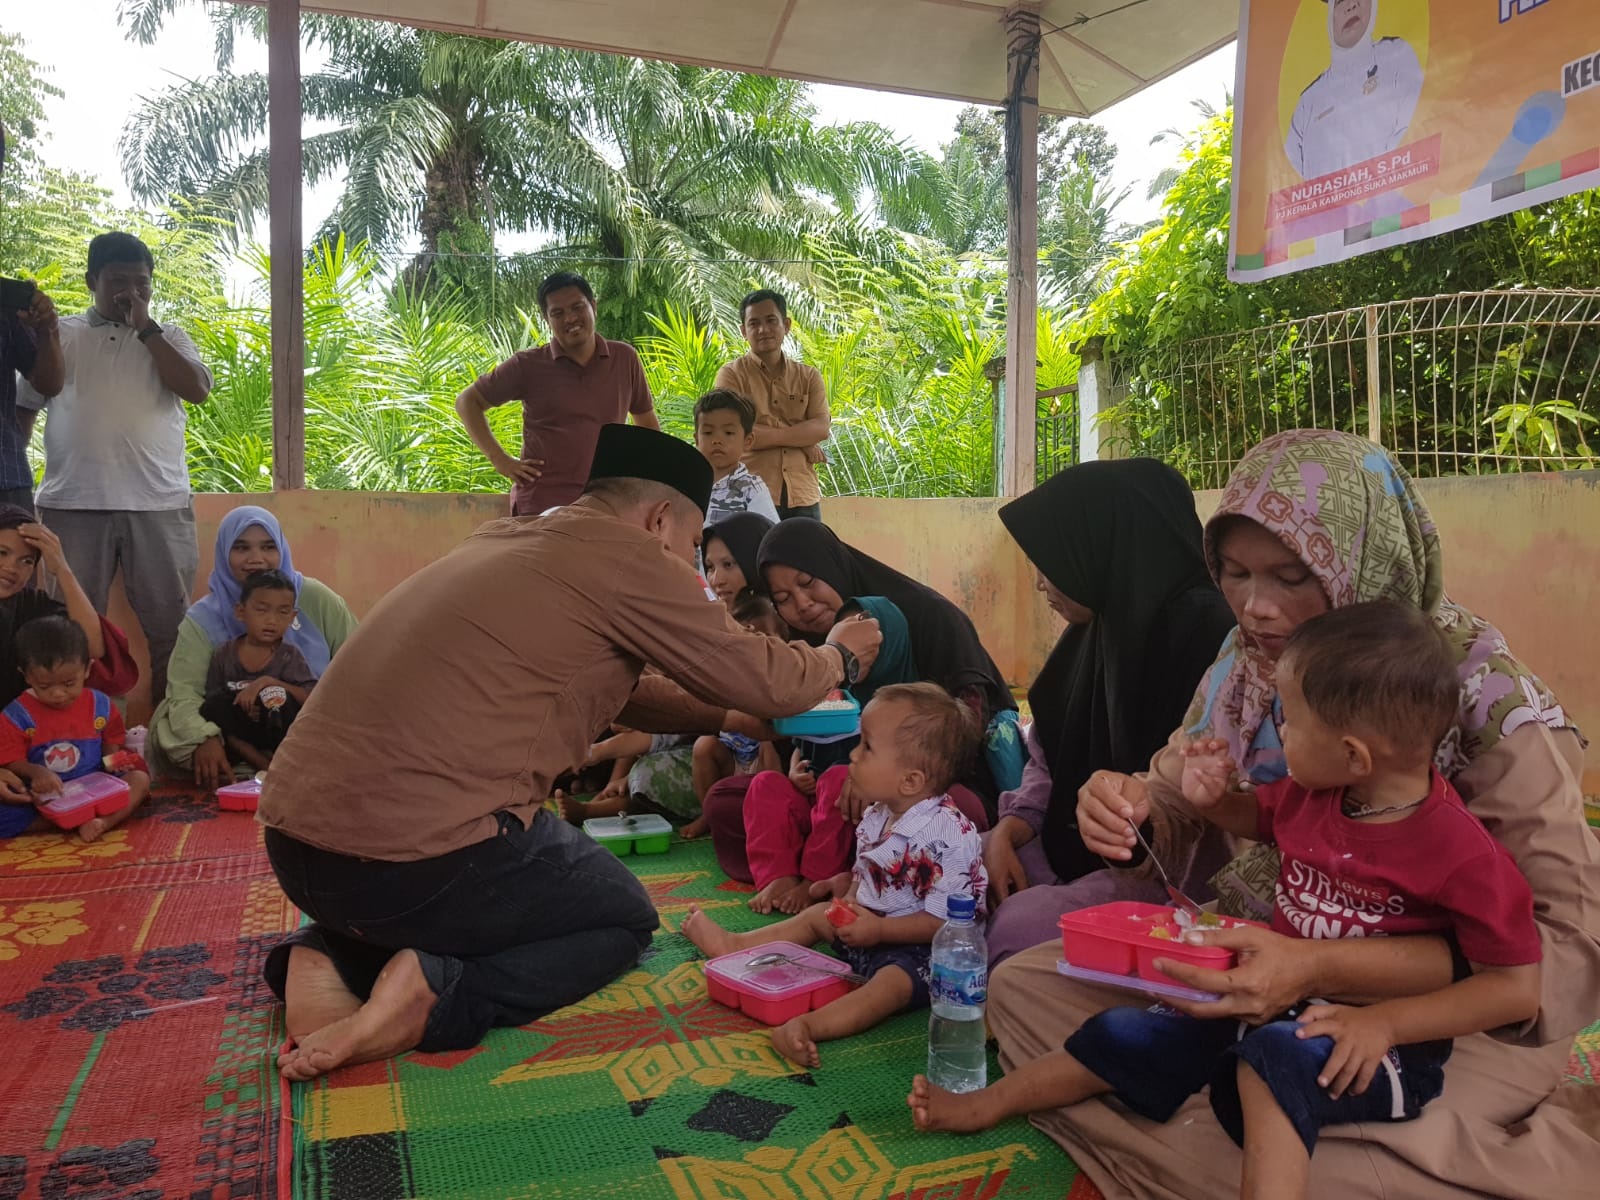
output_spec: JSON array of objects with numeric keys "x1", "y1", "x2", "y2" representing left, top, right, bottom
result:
[
  {"x1": 714, "y1": 289, "x2": 830, "y2": 520},
  {"x1": 260, "y1": 424, "x2": 882, "y2": 1081}
]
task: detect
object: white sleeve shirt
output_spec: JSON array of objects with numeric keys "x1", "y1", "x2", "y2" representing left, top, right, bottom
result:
[{"x1": 17, "y1": 310, "x2": 212, "y2": 511}]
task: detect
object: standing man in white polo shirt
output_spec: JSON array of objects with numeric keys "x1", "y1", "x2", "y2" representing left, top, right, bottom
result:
[{"x1": 18, "y1": 232, "x2": 213, "y2": 705}]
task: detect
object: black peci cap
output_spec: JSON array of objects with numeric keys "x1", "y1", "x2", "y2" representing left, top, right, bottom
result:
[{"x1": 586, "y1": 422, "x2": 714, "y2": 516}]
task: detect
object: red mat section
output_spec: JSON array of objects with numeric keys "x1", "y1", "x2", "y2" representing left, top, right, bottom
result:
[{"x1": 0, "y1": 783, "x2": 294, "y2": 1199}]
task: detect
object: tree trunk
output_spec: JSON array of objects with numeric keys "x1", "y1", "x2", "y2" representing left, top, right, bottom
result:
[{"x1": 403, "y1": 131, "x2": 490, "y2": 296}]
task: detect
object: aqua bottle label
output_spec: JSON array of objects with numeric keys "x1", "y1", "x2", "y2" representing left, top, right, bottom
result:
[{"x1": 930, "y1": 963, "x2": 987, "y2": 1007}]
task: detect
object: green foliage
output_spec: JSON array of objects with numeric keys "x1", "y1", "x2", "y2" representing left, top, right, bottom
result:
[{"x1": 1079, "y1": 106, "x2": 1600, "y2": 480}]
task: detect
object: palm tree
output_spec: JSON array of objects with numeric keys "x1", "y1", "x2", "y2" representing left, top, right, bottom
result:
[
  {"x1": 116, "y1": 3, "x2": 945, "y2": 337},
  {"x1": 458, "y1": 46, "x2": 945, "y2": 337},
  {"x1": 118, "y1": 10, "x2": 554, "y2": 268}
]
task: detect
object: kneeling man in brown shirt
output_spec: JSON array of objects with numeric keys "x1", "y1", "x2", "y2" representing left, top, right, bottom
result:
[{"x1": 260, "y1": 424, "x2": 882, "y2": 1081}]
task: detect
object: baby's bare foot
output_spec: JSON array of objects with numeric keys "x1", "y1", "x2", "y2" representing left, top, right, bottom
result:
[
  {"x1": 771, "y1": 1016, "x2": 822, "y2": 1069},
  {"x1": 907, "y1": 1073, "x2": 1001, "y2": 1133},
  {"x1": 750, "y1": 875, "x2": 802, "y2": 914},
  {"x1": 807, "y1": 872, "x2": 852, "y2": 901},
  {"x1": 681, "y1": 905, "x2": 739, "y2": 959},
  {"x1": 78, "y1": 817, "x2": 108, "y2": 844}
]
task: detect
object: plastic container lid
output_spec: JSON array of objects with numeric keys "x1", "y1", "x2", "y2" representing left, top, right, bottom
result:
[
  {"x1": 945, "y1": 895, "x2": 977, "y2": 921},
  {"x1": 583, "y1": 813, "x2": 672, "y2": 841},
  {"x1": 704, "y1": 942, "x2": 854, "y2": 998}
]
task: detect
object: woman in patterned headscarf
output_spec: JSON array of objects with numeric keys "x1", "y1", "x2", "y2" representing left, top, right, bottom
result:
[{"x1": 985, "y1": 430, "x2": 1599, "y2": 1198}]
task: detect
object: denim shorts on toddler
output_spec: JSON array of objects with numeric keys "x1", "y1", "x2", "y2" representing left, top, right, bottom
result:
[
  {"x1": 832, "y1": 939, "x2": 931, "y2": 1009},
  {"x1": 1065, "y1": 1001, "x2": 1449, "y2": 1155}
]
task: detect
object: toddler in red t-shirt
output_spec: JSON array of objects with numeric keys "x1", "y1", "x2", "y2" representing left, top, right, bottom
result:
[
  {"x1": 910, "y1": 601, "x2": 1541, "y2": 1200},
  {"x1": 0, "y1": 615, "x2": 151, "y2": 843}
]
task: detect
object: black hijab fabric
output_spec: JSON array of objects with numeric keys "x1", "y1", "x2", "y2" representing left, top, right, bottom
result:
[
  {"x1": 757, "y1": 518, "x2": 1016, "y2": 719},
  {"x1": 703, "y1": 513, "x2": 775, "y2": 595},
  {"x1": 999, "y1": 459, "x2": 1237, "y2": 883}
]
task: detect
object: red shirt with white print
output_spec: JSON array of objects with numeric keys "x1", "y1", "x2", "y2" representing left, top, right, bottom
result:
[{"x1": 1256, "y1": 769, "x2": 1540, "y2": 967}]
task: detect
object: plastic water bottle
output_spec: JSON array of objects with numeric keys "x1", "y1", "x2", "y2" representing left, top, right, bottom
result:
[{"x1": 927, "y1": 894, "x2": 988, "y2": 1092}]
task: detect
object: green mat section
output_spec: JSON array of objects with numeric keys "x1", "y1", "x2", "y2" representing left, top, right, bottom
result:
[{"x1": 287, "y1": 837, "x2": 1079, "y2": 1199}]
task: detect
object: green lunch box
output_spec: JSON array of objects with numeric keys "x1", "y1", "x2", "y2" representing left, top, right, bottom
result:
[{"x1": 583, "y1": 813, "x2": 673, "y2": 855}]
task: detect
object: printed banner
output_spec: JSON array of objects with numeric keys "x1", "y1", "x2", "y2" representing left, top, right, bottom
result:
[{"x1": 1229, "y1": 0, "x2": 1600, "y2": 283}]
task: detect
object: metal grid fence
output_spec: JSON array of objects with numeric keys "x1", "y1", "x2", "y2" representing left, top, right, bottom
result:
[{"x1": 1114, "y1": 290, "x2": 1600, "y2": 488}]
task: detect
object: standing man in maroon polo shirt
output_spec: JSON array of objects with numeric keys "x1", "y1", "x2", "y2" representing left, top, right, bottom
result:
[{"x1": 455, "y1": 271, "x2": 660, "y2": 515}]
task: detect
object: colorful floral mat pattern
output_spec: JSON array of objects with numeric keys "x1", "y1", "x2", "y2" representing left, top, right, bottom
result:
[
  {"x1": 286, "y1": 836, "x2": 1092, "y2": 1200},
  {"x1": 0, "y1": 784, "x2": 292, "y2": 1199},
  {"x1": 2, "y1": 794, "x2": 1593, "y2": 1200}
]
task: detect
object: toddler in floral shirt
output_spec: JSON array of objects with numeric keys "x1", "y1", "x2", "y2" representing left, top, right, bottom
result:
[{"x1": 684, "y1": 682, "x2": 986, "y2": 1068}]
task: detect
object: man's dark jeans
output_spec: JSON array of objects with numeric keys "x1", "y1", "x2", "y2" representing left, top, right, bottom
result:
[
  {"x1": 264, "y1": 809, "x2": 659, "y2": 1051},
  {"x1": 776, "y1": 501, "x2": 821, "y2": 522}
]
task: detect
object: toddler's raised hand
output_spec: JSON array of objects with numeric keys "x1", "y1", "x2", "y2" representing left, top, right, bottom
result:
[{"x1": 1180, "y1": 738, "x2": 1234, "y2": 811}]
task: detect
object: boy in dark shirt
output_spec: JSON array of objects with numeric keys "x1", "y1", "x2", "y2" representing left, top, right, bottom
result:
[{"x1": 200, "y1": 569, "x2": 316, "y2": 774}]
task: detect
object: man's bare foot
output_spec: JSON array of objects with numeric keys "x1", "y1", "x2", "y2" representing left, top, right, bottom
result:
[
  {"x1": 807, "y1": 872, "x2": 852, "y2": 901},
  {"x1": 282, "y1": 943, "x2": 362, "y2": 1043},
  {"x1": 750, "y1": 875, "x2": 803, "y2": 914},
  {"x1": 680, "y1": 814, "x2": 709, "y2": 840},
  {"x1": 277, "y1": 949, "x2": 435, "y2": 1082},
  {"x1": 907, "y1": 1073, "x2": 1003, "y2": 1132},
  {"x1": 680, "y1": 905, "x2": 740, "y2": 959},
  {"x1": 771, "y1": 1016, "x2": 822, "y2": 1069}
]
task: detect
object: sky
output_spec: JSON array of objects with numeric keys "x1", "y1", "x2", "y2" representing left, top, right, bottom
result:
[{"x1": 4, "y1": 1, "x2": 1235, "y2": 251}]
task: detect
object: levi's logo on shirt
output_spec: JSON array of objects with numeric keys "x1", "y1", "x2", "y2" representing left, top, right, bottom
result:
[{"x1": 1277, "y1": 858, "x2": 1405, "y2": 939}]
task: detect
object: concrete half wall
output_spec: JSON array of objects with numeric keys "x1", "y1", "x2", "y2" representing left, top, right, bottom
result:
[{"x1": 104, "y1": 474, "x2": 1599, "y2": 790}]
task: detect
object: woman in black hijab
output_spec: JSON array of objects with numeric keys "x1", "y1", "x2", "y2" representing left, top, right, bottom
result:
[
  {"x1": 984, "y1": 459, "x2": 1236, "y2": 964},
  {"x1": 701, "y1": 513, "x2": 773, "y2": 609},
  {"x1": 756, "y1": 518, "x2": 1018, "y2": 804}
]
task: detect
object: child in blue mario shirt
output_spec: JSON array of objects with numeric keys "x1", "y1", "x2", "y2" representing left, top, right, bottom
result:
[{"x1": 0, "y1": 616, "x2": 151, "y2": 843}]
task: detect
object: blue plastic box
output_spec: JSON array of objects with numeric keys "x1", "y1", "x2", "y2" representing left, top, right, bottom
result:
[{"x1": 772, "y1": 693, "x2": 861, "y2": 738}]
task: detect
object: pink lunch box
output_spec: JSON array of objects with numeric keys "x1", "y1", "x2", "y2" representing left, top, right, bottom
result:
[
  {"x1": 1057, "y1": 901, "x2": 1268, "y2": 997},
  {"x1": 217, "y1": 778, "x2": 263, "y2": 812},
  {"x1": 704, "y1": 941, "x2": 857, "y2": 1025},
  {"x1": 38, "y1": 772, "x2": 131, "y2": 830}
]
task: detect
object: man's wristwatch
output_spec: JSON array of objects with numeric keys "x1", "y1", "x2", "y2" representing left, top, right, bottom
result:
[
  {"x1": 831, "y1": 643, "x2": 861, "y2": 688},
  {"x1": 136, "y1": 321, "x2": 163, "y2": 342}
]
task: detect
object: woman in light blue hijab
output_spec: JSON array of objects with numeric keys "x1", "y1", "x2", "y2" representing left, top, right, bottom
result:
[{"x1": 151, "y1": 506, "x2": 357, "y2": 786}]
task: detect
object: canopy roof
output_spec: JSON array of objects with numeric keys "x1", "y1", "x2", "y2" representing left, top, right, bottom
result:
[{"x1": 278, "y1": 0, "x2": 1239, "y2": 116}]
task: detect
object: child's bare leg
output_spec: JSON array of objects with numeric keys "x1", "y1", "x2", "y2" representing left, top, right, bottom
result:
[
  {"x1": 1237, "y1": 1060, "x2": 1308, "y2": 1200},
  {"x1": 684, "y1": 737, "x2": 732, "y2": 840},
  {"x1": 681, "y1": 902, "x2": 833, "y2": 960},
  {"x1": 772, "y1": 965, "x2": 913, "y2": 1069},
  {"x1": 79, "y1": 771, "x2": 151, "y2": 844},
  {"x1": 808, "y1": 872, "x2": 852, "y2": 901},
  {"x1": 908, "y1": 1047, "x2": 1113, "y2": 1133},
  {"x1": 561, "y1": 791, "x2": 630, "y2": 822}
]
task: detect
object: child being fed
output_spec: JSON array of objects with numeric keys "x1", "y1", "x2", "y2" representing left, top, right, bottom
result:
[{"x1": 909, "y1": 601, "x2": 1541, "y2": 1200}]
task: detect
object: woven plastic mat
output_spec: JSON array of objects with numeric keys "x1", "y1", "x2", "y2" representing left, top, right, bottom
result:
[
  {"x1": 284, "y1": 835, "x2": 1090, "y2": 1200},
  {"x1": 0, "y1": 782, "x2": 292, "y2": 1198}
]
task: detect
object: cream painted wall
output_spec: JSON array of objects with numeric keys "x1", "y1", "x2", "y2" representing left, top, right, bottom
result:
[{"x1": 104, "y1": 473, "x2": 1600, "y2": 789}]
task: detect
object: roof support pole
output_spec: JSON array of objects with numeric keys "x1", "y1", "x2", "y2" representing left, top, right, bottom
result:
[
  {"x1": 999, "y1": 6, "x2": 1040, "y2": 497},
  {"x1": 269, "y1": 0, "x2": 306, "y2": 490}
]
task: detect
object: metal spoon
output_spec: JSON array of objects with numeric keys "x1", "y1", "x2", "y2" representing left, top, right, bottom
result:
[
  {"x1": 1127, "y1": 819, "x2": 1206, "y2": 925},
  {"x1": 740, "y1": 950, "x2": 867, "y2": 985}
]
